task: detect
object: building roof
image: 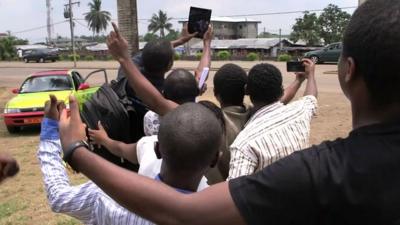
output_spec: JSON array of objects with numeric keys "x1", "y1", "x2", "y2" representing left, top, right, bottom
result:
[
  {"x1": 15, "y1": 44, "x2": 49, "y2": 50},
  {"x1": 190, "y1": 38, "x2": 291, "y2": 50},
  {"x1": 179, "y1": 16, "x2": 261, "y2": 23},
  {"x1": 0, "y1": 33, "x2": 8, "y2": 37},
  {"x1": 86, "y1": 42, "x2": 148, "y2": 51}
]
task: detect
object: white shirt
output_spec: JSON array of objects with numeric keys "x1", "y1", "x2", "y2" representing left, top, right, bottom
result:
[
  {"x1": 228, "y1": 96, "x2": 318, "y2": 180},
  {"x1": 136, "y1": 135, "x2": 209, "y2": 191},
  {"x1": 143, "y1": 111, "x2": 160, "y2": 136}
]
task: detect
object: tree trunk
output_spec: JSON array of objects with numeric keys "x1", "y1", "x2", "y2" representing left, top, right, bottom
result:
[
  {"x1": 160, "y1": 28, "x2": 165, "y2": 38},
  {"x1": 117, "y1": 0, "x2": 139, "y2": 56}
]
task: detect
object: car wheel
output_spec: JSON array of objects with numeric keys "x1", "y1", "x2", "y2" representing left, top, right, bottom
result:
[
  {"x1": 310, "y1": 56, "x2": 320, "y2": 64},
  {"x1": 6, "y1": 126, "x2": 20, "y2": 134},
  {"x1": 24, "y1": 58, "x2": 29, "y2": 63},
  {"x1": 39, "y1": 58, "x2": 45, "y2": 63}
]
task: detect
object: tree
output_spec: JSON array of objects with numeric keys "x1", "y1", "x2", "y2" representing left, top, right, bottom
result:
[
  {"x1": 0, "y1": 36, "x2": 27, "y2": 60},
  {"x1": 290, "y1": 12, "x2": 321, "y2": 46},
  {"x1": 117, "y1": 0, "x2": 139, "y2": 56},
  {"x1": 84, "y1": 0, "x2": 111, "y2": 36},
  {"x1": 165, "y1": 29, "x2": 179, "y2": 42},
  {"x1": 148, "y1": 10, "x2": 173, "y2": 38},
  {"x1": 318, "y1": 4, "x2": 351, "y2": 44},
  {"x1": 143, "y1": 33, "x2": 159, "y2": 42}
]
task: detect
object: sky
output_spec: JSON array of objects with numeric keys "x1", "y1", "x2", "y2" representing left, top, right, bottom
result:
[{"x1": 0, "y1": 0, "x2": 358, "y2": 43}]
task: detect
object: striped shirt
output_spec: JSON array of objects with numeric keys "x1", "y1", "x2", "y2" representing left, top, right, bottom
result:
[{"x1": 228, "y1": 95, "x2": 318, "y2": 180}]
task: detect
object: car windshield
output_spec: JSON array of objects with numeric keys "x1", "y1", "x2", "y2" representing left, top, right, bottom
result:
[{"x1": 19, "y1": 75, "x2": 73, "y2": 93}]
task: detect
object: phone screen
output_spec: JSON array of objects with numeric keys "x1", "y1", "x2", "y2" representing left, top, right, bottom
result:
[
  {"x1": 188, "y1": 7, "x2": 212, "y2": 39},
  {"x1": 287, "y1": 61, "x2": 305, "y2": 72}
]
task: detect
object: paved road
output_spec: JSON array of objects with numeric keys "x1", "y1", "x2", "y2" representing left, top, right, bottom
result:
[{"x1": 0, "y1": 61, "x2": 342, "y2": 93}]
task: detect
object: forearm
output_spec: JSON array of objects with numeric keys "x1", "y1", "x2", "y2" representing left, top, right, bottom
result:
[
  {"x1": 171, "y1": 38, "x2": 185, "y2": 48},
  {"x1": 195, "y1": 43, "x2": 211, "y2": 80},
  {"x1": 71, "y1": 147, "x2": 244, "y2": 225},
  {"x1": 103, "y1": 139, "x2": 138, "y2": 164},
  {"x1": 281, "y1": 79, "x2": 304, "y2": 104},
  {"x1": 119, "y1": 58, "x2": 178, "y2": 115},
  {"x1": 304, "y1": 73, "x2": 318, "y2": 98}
]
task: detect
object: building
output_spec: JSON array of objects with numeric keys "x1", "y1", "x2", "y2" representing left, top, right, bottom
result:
[
  {"x1": 179, "y1": 16, "x2": 261, "y2": 39},
  {"x1": 0, "y1": 33, "x2": 8, "y2": 39}
]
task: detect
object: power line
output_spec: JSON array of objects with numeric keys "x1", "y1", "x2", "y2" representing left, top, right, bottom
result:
[{"x1": 12, "y1": 20, "x2": 68, "y2": 34}]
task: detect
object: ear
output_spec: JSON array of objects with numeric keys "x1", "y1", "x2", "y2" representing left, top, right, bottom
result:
[
  {"x1": 344, "y1": 57, "x2": 357, "y2": 83},
  {"x1": 154, "y1": 142, "x2": 162, "y2": 159},
  {"x1": 210, "y1": 151, "x2": 222, "y2": 168}
]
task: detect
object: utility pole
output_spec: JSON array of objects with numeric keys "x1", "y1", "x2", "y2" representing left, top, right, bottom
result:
[
  {"x1": 65, "y1": 0, "x2": 80, "y2": 68},
  {"x1": 46, "y1": 0, "x2": 54, "y2": 46},
  {"x1": 279, "y1": 28, "x2": 282, "y2": 54}
]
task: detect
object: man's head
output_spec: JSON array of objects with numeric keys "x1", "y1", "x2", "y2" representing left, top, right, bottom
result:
[
  {"x1": 213, "y1": 64, "x2": 247, "y2": 107},
  {"x1": 247, "y1": 63, "x2": 283, "y2": 105},
  {"x1": 340, "y1": 0, "x2": 400, "y2": 108},
  {"x1": 163, "y1": 69, "x2": 199, "y2": 104},
  {"x1": 157, "y1": 103, "x2": 223, "y2": 175},
  {"x1": 142, "y1": 39, "x2": 174, "y2": 75}
]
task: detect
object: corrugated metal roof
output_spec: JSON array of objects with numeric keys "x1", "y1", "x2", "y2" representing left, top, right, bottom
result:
[
  {"x1": 179, "y1": 16, "x2": 261, "y2": 23},
  {"x1": 190, "y1": 38, "x2": 290, "y2": 50},
  {"x1": 86, "y1": 42, "x2": 148, "y2": 51}
]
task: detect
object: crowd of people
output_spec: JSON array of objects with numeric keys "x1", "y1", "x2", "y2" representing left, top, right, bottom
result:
[{"x1": 2, "y1": 0, "x2": 400, "y2": 224}]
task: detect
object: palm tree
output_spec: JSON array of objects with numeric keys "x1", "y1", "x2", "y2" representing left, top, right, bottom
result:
[
  {"x1": 148, "y1": 10, "x2": 173, "y2": 38},
  {"x1": 84, "y1": 0, "x2": 111, "y2": 36},
  {"x1": 117, "y1": 0, "x2": 139, "y2": 56}
]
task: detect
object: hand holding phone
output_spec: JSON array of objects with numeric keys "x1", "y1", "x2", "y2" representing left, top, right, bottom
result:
[
  {"x1": 287, "y1": 61, "x2": 306, "y2": 72},
  {"x1": 188, "y1": 7, "x2": 212, "y2": 39}
]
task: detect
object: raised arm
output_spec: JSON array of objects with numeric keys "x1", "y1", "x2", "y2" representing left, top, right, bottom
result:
[
  {"x1": 59, "y1": 95, "x2": 246, "y2": 225},
  {"x1": 194, "y1": 25, "x2": 213, "y2": 81},
  {"x1": 107, "y1": 23, "x2": 178, "y2": 116},
  {"x1": 280, "y1": 74, "x2": 306, "y2": 105},
  {"x1": 88, "y1": 121, "x2": 138, "y2": 164},
  {"x1": 302, "y1": 58, "x2": 318, "y2": 98},
  {"x1": 171, "y1": 23, "x2": 197, "y2": 48}
]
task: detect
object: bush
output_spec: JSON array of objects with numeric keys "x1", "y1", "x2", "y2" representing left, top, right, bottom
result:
[
  {"x1": 106, "y1": 55, "x2": 114, "y2": 61},
  {"x1": 84, "y1": 55, "x2": 95, "y2": 61},
  {"x1": 68, "y1": 54, "x2": 80, "y2": 61},
  {"x1": 246, "y1": 52, "x2": 259, "y2": 61},
  {"x1": 195, "y1": 52, "x2": 203, "y2": 60},
  {"x1": 174, "y1": 53, "x2": 181, "y2": 60},
  {"x1": 217, "y1": 51, "x2": 231, "y2": 60},
  {"x1": 277, "y1": 54, "x2": 292, "y2": 62}
]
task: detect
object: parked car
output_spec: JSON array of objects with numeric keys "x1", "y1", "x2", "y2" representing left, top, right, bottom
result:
[
  {"x1": 304, "y1": 42, "x2": 342, "y2": 64},
  {"x1": 22, "y1": 48, "x2": 59, "y2": 63},
  {"x1": 2, "y1": 69, "x2": 108, "y2": 133}
]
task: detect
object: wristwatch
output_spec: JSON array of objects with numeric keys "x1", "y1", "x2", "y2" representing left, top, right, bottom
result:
[{"x1": 63, "y1": 140, "x2": 89, "y2": 167}]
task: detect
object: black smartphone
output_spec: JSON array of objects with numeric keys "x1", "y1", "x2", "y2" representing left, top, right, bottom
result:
[
  {"x1": 287, "y1": 61, "x2": 305, "y2": 72},
  {"x1": 188, "y1": 7, "x2": 212, "y2": 39}
]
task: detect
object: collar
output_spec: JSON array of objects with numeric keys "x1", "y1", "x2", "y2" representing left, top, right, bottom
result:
[
  {"x1": 350, "y1": 120, "x2": 400, "y2": 136},
  {"x1": 245, "y1": 101, "x2": 283, "y2": 126},
  {"x1": 154, "y1": 174, "x2": 193, "y2": 194}
]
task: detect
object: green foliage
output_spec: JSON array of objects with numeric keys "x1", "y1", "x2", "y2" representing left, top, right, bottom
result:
[
  {"x1": 290, "y1": 4, "x2": 351, "y2": 45},
  {"x1": 68, "y1": 54, "x2": 80, "y2": 61},
  {"x1": 246, "y1": 52, "x2": 259, "y2": 61},
  {"x1": 143, "y1": 33, "x2": 159, "y2": 42},
  {"x1": 84, "y1": 55, "x2": 95, "y2": 61},
  {"x1": 174, "y1": 52, "x2": 181, "y2": 60},
  {"x1": 148, "y1": 10, "x2": 173, "y2": 37},
  {"x1": 106, "y1": 55, "x2": 114, "y2": 61},
  {"x1": 84, "y1": 0, "x2": 111, "y2": 35},
  {"x1": 195, "y1": 52, "x2": 203, "y2": 60},
  {"x1": 0, "y1": 36, "x2": 26, "y2": 60},
  {"x1": 165, "y1": 30, "x2": 180, "y2": 42},
  {"x1": 277, "y1": 54, "x2": 292, "y2": 62},
  {"x1": 290, "y1": 12, "x2": 321, "y2": 46},
  {"x1": 0, "y1": 199, "x2": 27, "y2": 219},
  {"x1": 317, "y1": 4, "x2": 351, "y2": 44},
  {"x1": 56, "y1": 218, "x2": 80, "y2": 225},
  {"x1": 217, "y1": 51, "x2": 231, "y2": 60}
]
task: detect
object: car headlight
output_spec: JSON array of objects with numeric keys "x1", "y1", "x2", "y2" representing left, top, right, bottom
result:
[{"x1": 4, "y1": 108, "x2": 21, "y2": 113}]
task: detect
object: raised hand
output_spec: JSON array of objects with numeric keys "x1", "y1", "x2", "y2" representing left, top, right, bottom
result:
[
  {"x1": 295, "y1": 58, "x2": 315, "y2": 80},
  {"x1": 44, "y1": 94, "x2": 65, "y2": 121},
  {"x1": 203, "y1": 25, "x2": 213, "y2": 45},
  {"x1": 106, "y1": 22, "x2": 130, "y2": 62},
  {"x1": 180, "y1": 22, "x2": 197, "y2": 44},
  {"x1": 59, "y1": 95, "x2": 86, "y2": 151}
]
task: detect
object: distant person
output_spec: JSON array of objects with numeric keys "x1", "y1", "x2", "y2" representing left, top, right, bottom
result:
[
  {"x1": 209, "y1": 63, "x2": 311, "y2": 182},
  {"x1": 56, "y1": 1, "x2": 400, "y2": 224},
  {"x1": 228, "y1": 60, "x2": 318, "y2": 179},
  {"x1": 17, "y1": 49, "x2": 23, "y2": 60},
  {"x1": 38, "y1": 95, "x2": 222, "y2": 224}
]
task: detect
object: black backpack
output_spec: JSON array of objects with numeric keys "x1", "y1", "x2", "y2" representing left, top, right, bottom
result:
[{"x1": 80, "y1": 78, "x2": 147, "y2": 171}]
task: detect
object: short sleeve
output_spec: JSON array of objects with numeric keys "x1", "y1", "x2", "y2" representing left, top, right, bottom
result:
[
  {"x1": 300, "y1": 95, "x2": 318, "y2": 117},
  {"x1": 229, "y1": 147, "x2": 319, "y2": 225},
  {"x1": 136, "y1": 136, "x2": 158, "y2": 164}
]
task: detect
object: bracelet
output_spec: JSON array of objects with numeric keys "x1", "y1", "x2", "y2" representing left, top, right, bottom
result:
[{"x1": 63, "y1": 140, "x2": 89, "y2": 171}]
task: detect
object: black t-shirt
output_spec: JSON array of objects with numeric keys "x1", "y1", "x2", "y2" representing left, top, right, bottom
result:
[{"x1": 229, "y1": 121, "x2": 400, "y2": 225}]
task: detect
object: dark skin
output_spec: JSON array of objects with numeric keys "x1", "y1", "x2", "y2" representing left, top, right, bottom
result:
[{"x1": 59, "y1": 22, "x2": 393, "y2": 224}]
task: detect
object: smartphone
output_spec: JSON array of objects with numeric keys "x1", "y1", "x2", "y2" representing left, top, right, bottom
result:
[
  {"x1": 188, "y1": 7, "x2": 212, "y2": 39},
  {"x1": 287, "y1": 61, "x2": 305, "y2": 72}
]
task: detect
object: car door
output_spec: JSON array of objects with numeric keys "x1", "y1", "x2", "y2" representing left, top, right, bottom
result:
[
  {"x1": 327, "y1": 43, "x2": 341, "y2": 62},
  {"x1": 74, "y1": 69, "x2": 109, "y2": 107}
]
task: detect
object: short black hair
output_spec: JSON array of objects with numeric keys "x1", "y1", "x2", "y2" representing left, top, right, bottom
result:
[
  {"x1": 342, "y1": 0, "x2": 400, "y2": 107},
  {"x1": 158, "y1": 103, "x2": 223, "y2": 172},
  {"x1": 163, "y1": 69, "x2": 199, "y2": 104},
  {"x1": 214, "y1": 64, "x2": 247, "y2": 106},
  {"x1": 142, "y1": 39, "x2": 174, "y2": 74},
  {"x1": 247, "y1": 63, "x2": 283, "y2": 104},
  {"x1": 198, "y1": 100, "x2": 225, "y2": 133}
]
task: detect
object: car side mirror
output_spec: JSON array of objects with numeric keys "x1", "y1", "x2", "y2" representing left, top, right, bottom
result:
[
  {"x1": 78, "y1": 83, "x2": 90, "y2": 90},
  {"x1": 11, "y1": 88, "x2": 19, "y2": 94}
]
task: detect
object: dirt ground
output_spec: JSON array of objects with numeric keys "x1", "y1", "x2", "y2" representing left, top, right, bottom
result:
[{"x1": 0, "y1": 61, "x2": 352, "y2": 224}]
